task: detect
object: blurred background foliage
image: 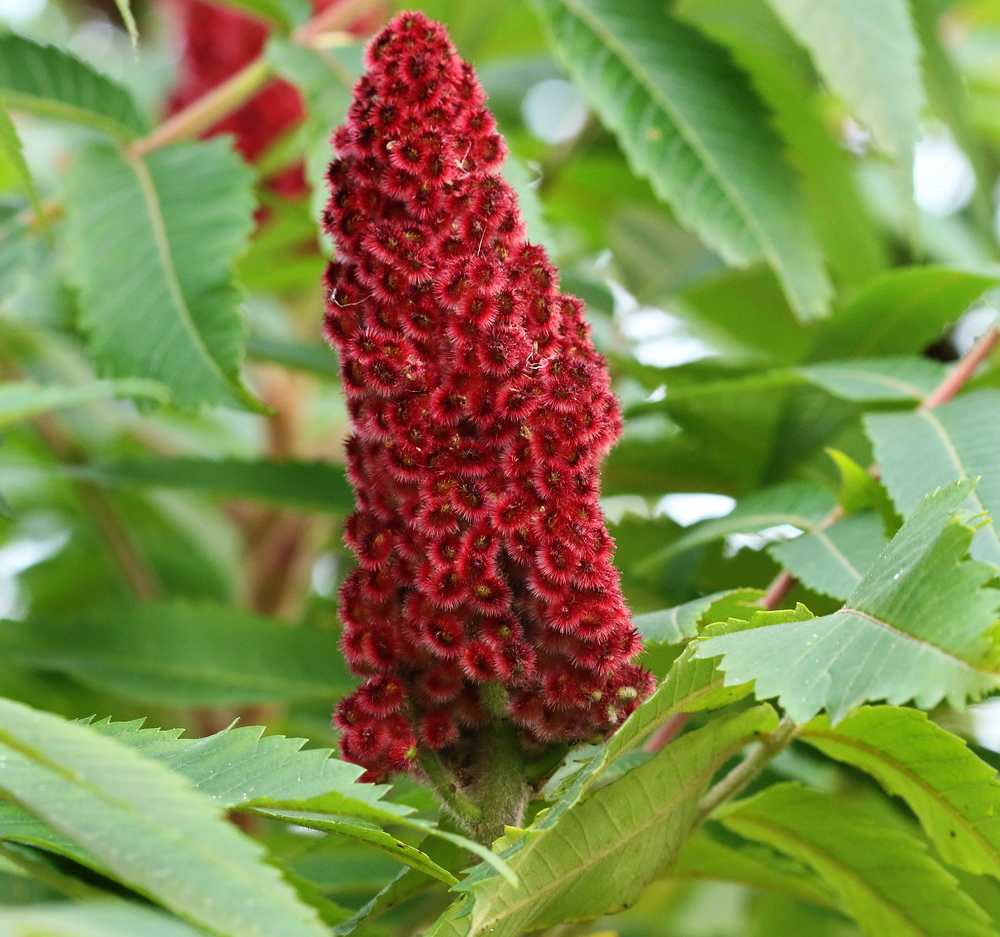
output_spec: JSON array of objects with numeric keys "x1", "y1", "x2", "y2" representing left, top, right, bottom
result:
[{"x1": 3, "y1": 0, "x2": 1000, "y2": 934}]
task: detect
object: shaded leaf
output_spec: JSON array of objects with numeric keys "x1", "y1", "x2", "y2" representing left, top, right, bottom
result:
[
  {"x1": 0, "y1": 601, "x2": 353, "y2": 705},
  {"x1": 0, "y1": 34, "x2": 146, "y2": 138},
  {"x1": 79, "y1": 457, "x2": 354, "y2": 513},
  {"x1": 670, "y1": 829, "x2": 837, "y2": 908},
  {"x1": 532, "y1": 0, "x2": 830, "y2": 320},
  {"x1": 0, "y1": 380, "x2": 170, "y2": 429},
  {"x1": 865, "y1": 390, "x2": 1000, "y2": 566},
  {"x1": 800, "y1": 706, "x2": 1000, "y2": 881},
  {"x1": 811, "y1": 267, "x2": 998, "y2": 361},
  {"x1": 63, "y1": 141, "x2": 260, "y2": 412},
  {"x1": 0, "y1": 698, "x2": 327, "y2": 937},
  {"x1": 721, "y1": 783, "x2": 997, "y2": 937},
  {"x1": 696, "y1": 481, "x2": 1000, "y2": 722}
]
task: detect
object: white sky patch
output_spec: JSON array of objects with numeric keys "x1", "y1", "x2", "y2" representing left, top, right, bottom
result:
[
  {"x1": 914, "y1": 129, "x2": 975, "y2": 217},
  {"x1": 522, "y1": 78, "x2": 589, "y2": 146},
  {"x1": 655, "y1": 493, "x2": 736, "y2": 527},
  {"x1": 0, "y1": 0, "x2": 45, "y2": 25},
  {"x1": 0, "y1": 530, "x2": 70, "y2": 619},
  {"x1": 724, "y1": 524, "x2": 803, "y2": 557},
  {"x1": 610, "y1": 281, "x2": 718, "y2": 369},
  {"x1": 952, "y1": 304, "x2": 998, "y2": 356}
]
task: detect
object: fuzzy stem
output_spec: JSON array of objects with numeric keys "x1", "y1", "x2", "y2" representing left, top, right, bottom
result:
[
  {"x1": 696, "y1": 715, "x2": 798, "y2": 823},
  {"x1": 465, "y1": 684, "x2": 529, "y2": 844},
  {"x1": 418, "y1": 749, "x2": 482, "y2": 830}
]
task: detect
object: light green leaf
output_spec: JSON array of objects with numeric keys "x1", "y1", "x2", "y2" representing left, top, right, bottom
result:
[
  {"x1": 720, "y1": 783, "x2": 997, "y2": 937},
  {"x1": 0, "y1": 698, "x2": 328, "y2": 937},
  {"x1": 800, "y1": 357, "x2": 948, "y2": 402},
  {"x1": 532, "y1": 0, "x2": 831, "y2": 320},
  {"x1": 768, "y1": 512, "x2": 889, "y2": 600},
  {"x1": 0, "y1": 601, "x2": 353, "y2": 705},
  {"x1": 78, "y1": 457, "x2": 354, "y2": 513},
  {"x1": 432, "y1": 707, "x2": 778, "y2": 937},
  {"x1": 812, "y1": 267, "x2": 999, "y2": 361},
  {"x1": 762, "y1": 0, "x2": 923, "y2": 170},
  {"x1": 63, "y1": 141, "x2": 261, "y2": 412},
  {"x1": 0, "y1": 380, "x2": 170, "y2": 429},
  {"x1": 0, "y1": 34, "x2": 146, "y2": 139},
  {"x1": 696, "y1": 480, "x2": 1000, "y2": 722},
  {"x1": 89, "y1": 719, "x2": 513, "y2": 884},
  {"x1": 670, "y1": 830, "x2": 837, "y2": 908},
  {"x1": 634, "y1": 589, "x2": 763, "y2": 645},
  {"x1": 865, "y1": 390, "x2": 1000, "y2": 566},
  {"x1": 800, "y1": 706, "x2": 1000, "y2": 882},
  {"x1": 0, "y1": 103, "x2": 45, "y2": 234},
  {"x1": 0, "y1": 903, "x2": 207, "y2": 937}
]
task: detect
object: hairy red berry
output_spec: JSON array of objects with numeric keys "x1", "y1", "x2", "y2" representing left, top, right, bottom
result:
[{"x1": 325, "y1": 12, "x2": 651, "y2": 781}]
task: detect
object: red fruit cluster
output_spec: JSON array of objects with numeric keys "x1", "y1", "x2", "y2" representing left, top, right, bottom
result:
[
  {"x1": 165, "y1": 0, "x2": 335, "y2": 197},
  {"x1": 323, "y1": 12, "x2": 654, "y2": 781}
]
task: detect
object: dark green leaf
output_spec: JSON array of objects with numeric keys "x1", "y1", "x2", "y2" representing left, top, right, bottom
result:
[
  {"x1": 0, "y1": 601, "x2": 353, "y2": 705},
  {"x1": 79, "y1": 457, "x2": 354, "y2": 513}
]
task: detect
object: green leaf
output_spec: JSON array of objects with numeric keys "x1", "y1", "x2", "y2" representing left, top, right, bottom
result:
[
  {"x1": 670, "y1": 829, "x2": 837, "y2": 908},
  {"x1": 531, "y1": 0, "x2": 831, "y2": 320},
  {"x1": 0, "y1": 103, "x2": 45, "y2": 235},
  {"x1": 720, "y1": 783, "x2": 997, "y2": 937},
  {"x1": 0, "y1": 903, "x2": 208, "y2": 937},
  {"x1": 0, "y1": 698, "x2": 328, "y2": 937},
  {"x1": 79, "y1": 457, "x2": 354, "y2": 513},
  {"x1": 762, "y1": 0, "x2": 923, "y2": 170},
  {"x1": 865, "y1": 390, "x2": 1000, "y2": 566},
  {"x1": 812, "y1": 267, "x2": 999, "y2": 361},
  {"x1": 245, "y1": 334, "x2": 340, "y2": 377},
  {"x1": 0, "y1": 34, "x2": 146, "y2": 139},
  {"x1": 0, "y1": 380, "x2": 170, "y2": 429},
  {"x1": 768, "y1": 511, "x2": 889, "y2": 600},
  {"x1": 799, "y1": 357, "x2": 948, "y2": 403},
  {"x1": 634, "y1": 588, "x2": 763, "y2": 645},
  {"x1": 222, "y1": 0, "x2": 312, "y2": 29},
  {"x1": 799, "y1": 706, "x2": 1000, "y2": 882},
  {"x1": 63, "y1": 141, "x2": 261, "y2": 412},
  {"x1": 87, "y1": 719, "x2": 512, "y2": 883},
  {"x1": 0, "y1": 601, "x2": 353, "y2": 705},
  {"x1": 252, "y1": 812, "x2": 457, "y2": 885},
  {"x1": 432, "y1": 707, "x2": 778, "y2": 937},
  {"x1": 696, "y1": 481, "x2": 1000, "y2": 722}
]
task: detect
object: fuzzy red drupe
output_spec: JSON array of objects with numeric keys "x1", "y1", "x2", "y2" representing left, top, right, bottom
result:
[{"x1": 322, "y1": 11, "x2": 654, "y2": 782}]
